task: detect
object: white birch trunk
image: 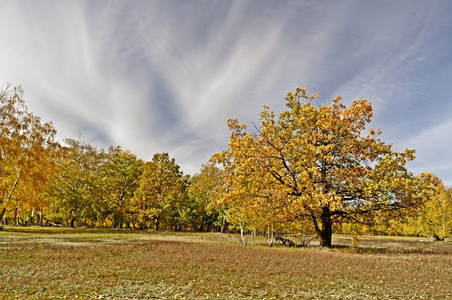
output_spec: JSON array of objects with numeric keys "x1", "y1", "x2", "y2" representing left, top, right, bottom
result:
[
  {"x1": 240, "y1": 221, "x2": 246, "y2": 246},
  {"x1": 267, "y1": 224, "x2": 274, "y2": 247}
]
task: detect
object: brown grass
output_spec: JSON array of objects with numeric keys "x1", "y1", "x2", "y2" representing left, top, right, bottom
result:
[{"x1": 0, "y1": 227, "x2": 451, "y2": 299}]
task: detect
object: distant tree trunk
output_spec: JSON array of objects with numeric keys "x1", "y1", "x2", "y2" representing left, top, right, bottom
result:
[
  {"x1": 0, "y1": 207, "x2": 6, "y2": 224},
  {"x1": 69, "y1": 216, "x2": 76, "y2": 228},
  {"x1": 197, "y1": 214, "x2": 205, "y2": 232},
  {"x1": 14, "y1": 206, "x2": 19, "y2": 225},
  {"x1": 250, "y1": 228, "x2": 256, "y2": 245},
  {"x1": 220, "y1": 210, "x2": 227, "y2": 233},
  {"x1": 155, "y1": 217, "x2": 160, "y2": 231},
  {"x1": 0, "y1": 173, "x2": 21, "y2": 221},
  {"x1": 39, "y1": 208, "x2": 43, "y2": 225},
  {"x1": 240, "y1": 221, "x2": 246, "y2": 246},
  {"x1": 29, "y1": 208, "x2": 35, "y2": 225},
  {"x1": 267, "y1": 224, "x2": 274, "y2": 247}
]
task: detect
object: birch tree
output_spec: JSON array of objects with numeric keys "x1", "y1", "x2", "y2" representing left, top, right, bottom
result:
[{"x1": 0, "y1": 85, "x2": 58, "y2": 222}]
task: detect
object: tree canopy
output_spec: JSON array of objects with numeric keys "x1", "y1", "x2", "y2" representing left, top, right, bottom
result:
[
  {"x1": 212, "y1": 87, "x2": 430, "y2": 247},
  {"x1": 133, "y1": 153, "x2": 188, "y2": 230},
  {"x1": 1, "y1": 84, "x2": 449, "y2": 245},
  {"x1": 0, "y1": 84, "x2": 58, "y2": 222}
]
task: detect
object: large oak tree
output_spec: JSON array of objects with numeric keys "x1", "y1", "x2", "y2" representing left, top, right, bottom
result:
[{"x1": 212, "y1": 87, "x2": 429, "y2": 247}]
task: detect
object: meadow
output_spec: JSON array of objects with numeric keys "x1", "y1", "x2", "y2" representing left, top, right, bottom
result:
[{"x1": 0, "y1": 226, "x2": 451, "y2": 299}]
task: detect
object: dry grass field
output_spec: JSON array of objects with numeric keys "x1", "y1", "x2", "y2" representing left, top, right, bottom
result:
[{"x1": 0, "y1": 226, "x2": 451, "y2": 299}]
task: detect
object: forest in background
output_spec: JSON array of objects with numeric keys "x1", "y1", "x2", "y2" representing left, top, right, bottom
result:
[{"x1": 1, "y1": 84, "x2": 451, "y2": 247}]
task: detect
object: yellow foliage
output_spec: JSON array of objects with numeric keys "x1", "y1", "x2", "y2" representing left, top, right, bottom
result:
[
  {"x1": 212, "y1": 87, "x2": 429, "y2": 247},
  {"x1": 0, "y1": 84, "x2": 58, "y2": 221}
]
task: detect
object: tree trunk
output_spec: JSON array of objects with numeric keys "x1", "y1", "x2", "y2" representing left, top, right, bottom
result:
[
  {"x1": 319, "y1": 215, "x2": 333, "y2": 247},
  {"x1": 267, "y1": 224, "x2": 274, "y2": 247},
  {"x1": 250, "y1": 228, "x2": 256, "y2": 245},
  {"x1": 311, "y1": 208, "x2": 333, "y2": 248},
  {"x1": 29, "y1": 208, "x2": 35, "y2": 225},
  {"x1": 155, "y1": 217, "x2": 160, "y2": 231},
  {"x1": 14, "y1": 207, "x2": 18, "y2": 225},
  {"x1": 39, "y1": 208, "x2": 43, "y2": 225},
  {"x1": 0, "y1": 173, "x2": 21, "y2": 221},
  {"x1": 239, "y1": 221, "x2": 246, "y2": 246},
  {"x1": 69, "y1": 216, "x2": 76, "y2": 228},
  {"x1": 0, "y1": 207, "x2": 6, "y2": 224},
  {"x1": 220, "y1": 210, "x2": 227, "y2": 233}
]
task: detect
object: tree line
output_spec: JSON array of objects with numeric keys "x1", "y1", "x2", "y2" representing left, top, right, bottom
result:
[
  {"x1": 1, "y1": 84, "x2": 451, "y2": 247},
  {"x1": 0, "y1": 84, "x2": 224, "y2": 231}
]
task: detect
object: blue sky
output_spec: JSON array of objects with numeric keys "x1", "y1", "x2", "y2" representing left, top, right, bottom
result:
[{"x1": 1, "y1": 1, "x2": 452, "y2": 183}]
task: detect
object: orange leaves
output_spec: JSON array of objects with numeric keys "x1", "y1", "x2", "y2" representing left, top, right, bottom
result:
[
  {"x1": 332, "y1": 95, "x2": 342, "y2": 103},
  {"x1": 0, "y1": 84, "x2": 59, "y2": 220},
  {"x1": 212, "y1": 86, "x2": 428, "y2": 243},
  {"x1": 226, "y1": 118, "x2": 247, "y2": 131}
]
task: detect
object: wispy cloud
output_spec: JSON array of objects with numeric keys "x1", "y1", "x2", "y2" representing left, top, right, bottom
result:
[{"x1": 0, "y1": 0, "x2": 452, "y2": 181}]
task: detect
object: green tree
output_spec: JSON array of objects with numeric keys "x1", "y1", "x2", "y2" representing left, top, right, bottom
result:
[
  {"x1": 98, "y1": 146, "x2": 142, "y2": 228},
  {"x1": 133, "y1": 153, "x2": 187, "y2": 230},
  {"x1": 188, "y1": 163, "x2": 225, "y2": 231},
  {"x1": 398, "y1": 175, "x2": 452, "y2": 239},
  {"x1": 212, "y1": 87, "x2": 429, "y2": 247},
  {"x1": 426, "y1": 183, "x2": 452, "y2": 239},
  {"x1": 44, "y1": 139, "x2": 102, "y2": 227}
]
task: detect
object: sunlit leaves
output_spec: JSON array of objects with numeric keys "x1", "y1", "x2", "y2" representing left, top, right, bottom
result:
[
  {"x1": 0, "y1": 83, "x2": 439, "y2": 238},
  {"x1": 133, "y1": 153, "x2": 188, "y2": 230},
  {"x1": 0, "y1": 84, "x2": 58, "y2": 221},
  {"x1": 98, "y1": 146, "x2": 142, "y2": 228},
  {"x1": 188, "y1": 163, "x2": 225, "y2": 231},
  {"x1": 392, "y1": 175, "x2": 452, "y2": 238},
  {"x1": 44, "y1": 139, "x2": 102, "y2": 227},
  {"x1": 212, "y1": 87, "x2": 428, "y2": 247}
]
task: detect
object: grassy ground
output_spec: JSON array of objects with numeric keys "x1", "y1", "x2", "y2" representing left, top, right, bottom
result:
[{"x1": 0, "y1": 226, "x2": 451, "y2": 299}]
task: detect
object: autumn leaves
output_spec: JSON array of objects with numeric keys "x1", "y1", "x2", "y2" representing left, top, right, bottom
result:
[
  {"x1": 212, "y1": 87, "x2": 430, "y2": 247},
  {"x1": 0, "y1": 84, "x2": 440, "y2": 247}
]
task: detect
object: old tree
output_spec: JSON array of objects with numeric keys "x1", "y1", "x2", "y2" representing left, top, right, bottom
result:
[{"x1": 212, "y1": 88, "x2": 430, "y2": 247}]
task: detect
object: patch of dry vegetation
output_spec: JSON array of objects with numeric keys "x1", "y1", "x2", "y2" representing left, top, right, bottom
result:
[{"x1": 0, "y1": 227, "x2": 451, "y2": 299}]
